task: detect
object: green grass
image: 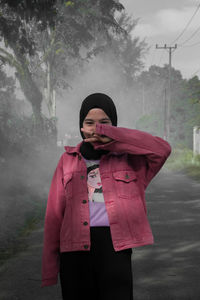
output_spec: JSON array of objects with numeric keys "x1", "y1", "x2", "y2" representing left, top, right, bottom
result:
[
  {"x1": 17, "y1": 203, "x2": 45, "y2": 237},
  {"x1": 184, "y1": 165, "x2": 200, "y2": 180},
  {"x1": 166, "y1": 147, "x2": 200, "y2": 181},
  {"x1": 0, "y1": 202, "x2": 45, "y2": 266}
]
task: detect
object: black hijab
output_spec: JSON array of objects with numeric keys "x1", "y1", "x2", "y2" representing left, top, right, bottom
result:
[{"x1": 79, "y1": 93, "x2": 117, "y2": 160}]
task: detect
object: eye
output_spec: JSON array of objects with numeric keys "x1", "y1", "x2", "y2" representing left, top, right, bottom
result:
[
  {"x1": 84, "y1": 121, "x2": 93, "y2": 125},
  {"x1": 100, "y1": 120, "x2": 111, "y2": 124}
]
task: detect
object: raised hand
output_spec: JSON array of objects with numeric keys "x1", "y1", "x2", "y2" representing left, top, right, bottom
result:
[{"x1": 81, "y1": 128, "x2": 113, "y2": 144}]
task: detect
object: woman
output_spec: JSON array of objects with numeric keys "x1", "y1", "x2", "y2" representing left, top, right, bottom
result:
[{"x1": 42, "y1": 93, "x2": 171, "y2": 300}]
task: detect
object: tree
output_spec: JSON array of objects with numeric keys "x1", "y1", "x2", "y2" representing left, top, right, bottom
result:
[
  {"x1": 0, "y1": 66, "x2": 19, "y2": 154},
  {"x1": 187, "y1": 76, "x2": 200, "y2": 104},
  {"x1": 110, "y1": 12, "x2": 147, "y2": 87},
  {"x1": 0, "y1": 0, "x2": 125, "y2": 134},
  {"x1": 89, "y1": 12, "x2": 147, "y2": 89},
  {"x1": 0, "y1": 0, "x2": 58, "y2": 28},
  {"x1": 135, "y1": 64, "x2": 200, "y2": 147},
  {"x1": 32, "y1": 0, "x2": 125, "y2": 118}
]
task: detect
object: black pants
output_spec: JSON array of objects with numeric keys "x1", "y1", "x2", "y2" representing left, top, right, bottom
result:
[{"x1": 60, "y1": 227, "x2": 133, "y2": 300}]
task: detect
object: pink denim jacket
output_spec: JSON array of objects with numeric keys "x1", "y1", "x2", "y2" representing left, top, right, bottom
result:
[{"x1": 42, "y1": 123, "x2": 171, "y2": 287}]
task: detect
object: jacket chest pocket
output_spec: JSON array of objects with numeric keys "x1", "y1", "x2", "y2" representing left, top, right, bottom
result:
[
  {"x1": 113, "y1": 170, "x2": 138, "y2": 198},
  {"x1": 63, "y1": 173, "x2": 73, "y2": 199}
]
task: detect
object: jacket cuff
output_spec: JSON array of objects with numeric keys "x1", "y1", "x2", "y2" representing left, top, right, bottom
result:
[
  {"x1": 96, "y1": 123, "x2": 110, "y2": 137},
  {"x1": 41, "y1": 277, "x2": 58, "y2": 287},
  {"x1": 93, "y1": 123, "x2": 116, "y2": 150}
]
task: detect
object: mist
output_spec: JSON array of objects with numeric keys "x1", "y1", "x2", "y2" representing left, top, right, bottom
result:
[
  {"x1": 56, "y1": 55, "x2": 142, "y2": 142},
  {"x1": 0, "y1": 1, "x2": 200, "y2": 299},
  {"x1": 0, "y1": 30, "x2": 198, "y2": 255}
]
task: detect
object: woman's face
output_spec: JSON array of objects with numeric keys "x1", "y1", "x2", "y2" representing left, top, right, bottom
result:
[{"x1": 82, "y1": 108, "x2": 112, "y2": 139}]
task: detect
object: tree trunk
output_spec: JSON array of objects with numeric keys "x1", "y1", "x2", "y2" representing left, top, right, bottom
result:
[
  {"x1": 44, "y1": 61, "x2": 56, "y2": 118},
  {"x1": 15, "y1": 56, "x2": 43, "y2": 120},
  {"x1": 12, "y1": 49, "x2": 47, "y2": 140}
]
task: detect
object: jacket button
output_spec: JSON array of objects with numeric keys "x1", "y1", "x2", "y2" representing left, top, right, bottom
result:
[
  {"x1": 82, "y1": 200, "x2": 87, "y2": 204},
  {"x1": 125, "y1": 173, "x2": 129, "y2": 179},
  {"x1": 78, "y1": 155, "x2": 82, "y2": 160},
  {"x1": 83, "y1": 221, "x2": 88, "y2": 226},
  {"x1": 80, "y1": 175, "x2": 85, "y2": 180},
  {"x1": 84, "y1": 244, "x2": 89, "y2": 249}
]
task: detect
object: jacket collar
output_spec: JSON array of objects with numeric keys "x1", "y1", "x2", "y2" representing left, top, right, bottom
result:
[
  {"x1": 64, "y1": 141, "x2": 122, "y2": 158},
  {"x1": 64, "y1": 141, "x2": 82, "y2": 154}
]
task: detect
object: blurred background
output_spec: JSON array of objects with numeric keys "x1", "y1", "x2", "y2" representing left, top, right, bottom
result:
[{"x1": 0, "y1": 1, "x2": 200, "y2": 296}]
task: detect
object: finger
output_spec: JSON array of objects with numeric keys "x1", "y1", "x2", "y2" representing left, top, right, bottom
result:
[
  {"x1": 81, "y1": 128, "x2": 95, "y2": 137},
  {"x1": 84, "y1": 138, "x2": 99, "y2": 143},
  {"x1": 81, "y1": 128, "x2": 92, "y2": 133},
  {"x1": 81, "y1": 128, "x2": 88, "y2": 133}
]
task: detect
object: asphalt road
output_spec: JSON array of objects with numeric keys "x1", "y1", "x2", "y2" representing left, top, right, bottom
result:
[{"x1": 0, "y1": 170, "x2": 200, "y2": 300}]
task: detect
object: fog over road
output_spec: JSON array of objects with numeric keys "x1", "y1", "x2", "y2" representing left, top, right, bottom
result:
[{"x1": 0, "y1": 170, "x2": 199, "y2": 300}]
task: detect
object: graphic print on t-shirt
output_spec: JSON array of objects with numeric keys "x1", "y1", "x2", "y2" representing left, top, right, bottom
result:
[
  {"x1": 84, "y1": 159, "x2": 110, "y2": 226},
  {"x1": 87, "y1": 164, "x2": 104, "y2": 203}
]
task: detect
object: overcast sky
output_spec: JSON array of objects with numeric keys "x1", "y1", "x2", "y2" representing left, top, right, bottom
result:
[{"x1": 120, "y1": 0, "x2": 200, "y2": 79}]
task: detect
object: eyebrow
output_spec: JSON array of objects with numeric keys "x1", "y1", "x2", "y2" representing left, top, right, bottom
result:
[{"x1": 84, "y1": 118, "x2": 111, "y2": 122}]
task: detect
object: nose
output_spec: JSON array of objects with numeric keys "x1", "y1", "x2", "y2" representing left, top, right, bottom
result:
[{"x1": 89, "y1": 123, "x2": 96, "y2": 134}]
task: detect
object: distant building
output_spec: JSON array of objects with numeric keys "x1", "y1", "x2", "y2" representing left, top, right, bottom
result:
[{"x1": 193, "y1": 126, "x2": 200, "y2": 155}]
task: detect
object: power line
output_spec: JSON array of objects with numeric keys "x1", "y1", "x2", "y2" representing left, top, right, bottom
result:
[
  {"x1": 156, "y1": 46, "x2": 177, "y2": 67},
  {"x1": 156, "y1": 44, "x2": 177, "y2": 65},
  {"x1": 181, "y1": 39, "x2": 200, "y2": 48},
  {"x1": 170, "y1": 1, "x2": 200, "y2": 45},
  {"x1": 178, "y1": 24, "x2": 200, "y2": 47}
]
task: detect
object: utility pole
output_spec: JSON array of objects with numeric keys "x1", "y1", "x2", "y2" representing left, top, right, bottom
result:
[
  {"x1": 163, "y1": 88, "x2": 167, "y2": 140},
  {"x1": 156, "y1": 44, "x2": 177, "y2": 141},
  {"x1": 142, "y1": 83, "x2": 145, "y2": 115}
]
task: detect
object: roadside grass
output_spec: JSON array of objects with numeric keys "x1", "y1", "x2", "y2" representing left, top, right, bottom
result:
[
  {"x1": 0, "y1": 201, "x2": 45, "y2": 266},
  {"x1": 165, "y1": 148, "x2": 200, "y2": 181}
]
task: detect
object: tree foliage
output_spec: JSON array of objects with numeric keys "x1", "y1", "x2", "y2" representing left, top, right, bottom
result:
[
  {"x1": 0, "y1": 0, "x2": 125, "y2": 122},
  {"x1": 186, "y1": 76, "x2": 200, "y2": 104},
  {"x1": 110, "y1": 12, "x2": 147, "y2": 86},
  {"x1": 135, "y1": 65, "x2": 200, "y2": 148},
  {"x1": 0, "y1": 67, "x2": 20, "y2": 154},
  {"x1": 0, "y1": 1, "x2": 165, "y2": 151},
  {"x1": 0, "y1": 66, "x2": 57, "y2": 157}
]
